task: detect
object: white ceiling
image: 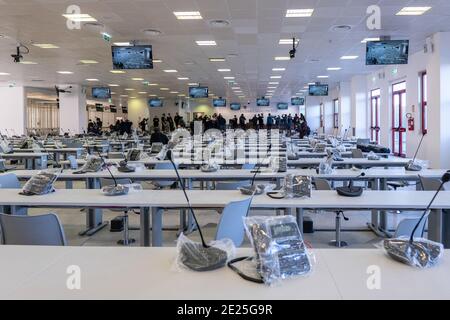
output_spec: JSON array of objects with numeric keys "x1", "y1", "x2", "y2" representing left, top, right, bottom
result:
[{"x1": 0, "y1": 0, "x2": 450, "y2": 104}]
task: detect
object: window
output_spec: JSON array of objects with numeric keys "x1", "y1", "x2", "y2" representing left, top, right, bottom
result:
[
  {"x1": 392, "y1": 82, "x2": 407, "y2": 157},
  {"x1": 333, "y1": 99, "x2": 339, "y2": 128},
  {"x1": 370, "y1": 89, "x2": 381, "y2": 143},
  {"x1": 419, "y1": 72, "x2": 428, "y2": 134},
  {"x1": 27, "y1": 99, "x2": 60, "y2": 136}
]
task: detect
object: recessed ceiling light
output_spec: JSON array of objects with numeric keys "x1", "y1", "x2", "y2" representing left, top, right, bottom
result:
[
  {"x1": 33, "y1": 43, "x2": 59, "y2": 49},
  {"x1": 286, "y1": 9, "x2": 314, "y2": 18},
  {"x1": 120, "y1": 95, "x2": 128, "y2": 97},
  {"x1": 160, "y1": 88, "x2": 169, "y2": 91},
  {"x1": 308, "y1": 82, "x2": 316, "y2": 85},
  {"x1": 132, "y1": 78, "x2": 144, "y2": 81},
  {"x1": 79, "y1": 60, "x2": 98, "y2": 64},
  {"x1": 110, "y1": 70, "x2": 126, "y2": 74},
  {"x1": 177, "y1": 77, "x2": 189, "y2": 80},
  {"x1": 0, "y1": 72, "x2": 10, "y2": 76},
  {"x1": 270, "y1": 76, "x2": 282, "y2": 79},
  {"x1": 86, "y1": 79, "x2": 99, "y2": 82},
  {"x1": 209, "y1": 58, "x2": 226, "y2": 62},
  {"x1": 19, "y1": 61, "x2": 38, "y2": 65},
  {"x1": 267, "y1": 86, "x2": 277, "y2": 89},
  {"x1": 267, "y1": 90, "x2": 275, "y2": 93},
  {"x1": 188, "y1": 83, "x2": 199, "y2": 86},
  {"x1": 148, "y1": 83, "x2": 158, "y2": 86},
  {"x1": 327, "y1": 67, "x2": 342, "y2": 71},
  {"x1": 274, "y1": 56, "x2": 290, "y2": 61},
  {"x1": 269, "y1": 82, "x2": 279, "y2": 85},
  {"x1": 170, "y1": 91, "x2": 179, "y2": 94},
  {"x1": 178, "y1": 94, "x2": 186, "y2": 97},
  {"x1": 303, "y1": 86, "x2": 309, "y2": 89},
  {"x1": 196, "y1": 40, "x2": 217, "y2": 46},
  {"x1": 142, "y1": 29, "x2": 162, "y2": 36},
  {"x1": 272, "y1": 68, "x2": 286, "y2": 71},
  {"x1": 153, "y1": 59, "x2": 162, "y2": 63},
  {"x1": 109, "y1": 84, "x2": 119, "y2": 87},
  {"x1": 341, "y1": 55, "x2": 359, "y2": 60},
  {"x1": 113, "y1": 42, "x2": 131, "y2": 46},
  {"x1": 231, "y1": 87, "x2": 241, "y2": 90},
  {"x1": 317, "y1": 75, "x2": 329, "y2": 79},
  {"x1": 224, "y1": 76, "x2": 235, "y2": 80},
  {"x1": 396, "y1": 7, "x2": 431, "y2": 16},
  {"x1": 173, "y1": 11, "x2": 203, "y2": 20},
  {"x1": 63, "y1": 13, "x2": 97, "y2": 22},
  {"x1": 111, "y1": 92, "x2": 116, "y2": 95},
  {"x1": 158, "y1": 97, "x2": 165, "y2": 99},
  {"x1": 218, "y1": 69, "x2": 231, "y2": 72},
  {"x1": 125, "y1": 88, "x2": 135, "y2": 91},
  {"x1": 163, "y1": 69, "x2": 178, "y2": 73},
  {"x1": 149, "y1": 94, "x2": 157, "y2": 97},
  {"x1": 279, "y1": 38, "x2": 300, "y2": 45},
  {"x1": 138, "y1": 92, "x2": 147, "y2": 94},
  {"x1": 57, "y1": 71, "x2": 73, "y2": 74},
  {"x1": 361, "y1": 37, "x2": 380, "y2": 44},
  {"x1": 129, "y1": 96, "x2": 137, "y2": 99}
]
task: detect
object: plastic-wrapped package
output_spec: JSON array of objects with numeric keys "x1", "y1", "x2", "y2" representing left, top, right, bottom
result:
[
  {"x1": 20, "y1": 170, "x2": 59, "y2": 196},
  {"x1": 201, "y1": 162, "x2": 220, "y2": 172},
  {"x1": 284, "y1": 175, "x2": 312, "y2": 199},
  {"x1": 381, "y1": 237, "x2": 443, "y2": 268},
  {"x1": 318, "y1": 157, "x2": 333, "y2": 174},
  {"x1": 174, "y1": 233, "x2": 234, "y2": 272},
  {"x1": 73, "y1": 156, "x2": 103, "y2": 174},
  {"x1": 102, "y1": 183, "x2": 143, "y2": 197},
  {"x1": 367, "y1": 151, "x2": 380, "y2": 160},
  {"x1": 236, "y1": 216, "x2": 314, "y2": 286},
  {"x1": 0, "y1": 140, "x2": 13, "y2": 154}
]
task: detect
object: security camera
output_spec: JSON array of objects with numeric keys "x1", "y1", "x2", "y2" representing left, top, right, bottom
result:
[
  {"x1": 11, "y1": 46, "x2": 23, "y2": 63},
  {"x1": 289, "y1": 37, "x2": 297, "y2": 59}
]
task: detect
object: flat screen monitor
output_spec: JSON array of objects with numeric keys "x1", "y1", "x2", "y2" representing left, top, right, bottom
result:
[
  {"x1": 213, "y1": 99, "x2": 227, "y2": 107},
  {"x1": 148, "y1": 99, "x2": 163, "y2": 108},
  {"x1": 291, "y1": 97, "x2": 305, "y2": 106},
  {"x1": 95, "y1": 104, "x2": 104, "y2": 112},
  {"x1": 230, "y1": 103, "x2": 241, "y2": 111},
  {"x1": 277, "y1": 103, "x2": 289, "y2": 110},
  {"x1": 92, "y1": 87, "x2": 111, "y2": 100},
  {"x1": 189, "y1": 87, "x2": 209, "y2": 99},
  {"x1": 111, "y1": 45, "x2": 153, "y2": 70},
  {"x1": 256, "y1": 98, "x2": 270, "y2": 107},
  {"x1": 110, "y1": 105, "x2": 117, "y2": 113},
  {"x1": 309, "y1": 84, "x2": 329, "y2": 96},
  {"x1": 366, "y1": 40, "x2": 409, "y2": 65},
  {"x1": 122, "y1": 107, "x2": 128, "y2": 114}
]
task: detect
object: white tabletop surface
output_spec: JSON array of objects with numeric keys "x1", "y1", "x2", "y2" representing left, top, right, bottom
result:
[
  {"x1": 1, "y1": 246, "x2": 449, "y2": 300},
  {"x1": 0, "y1": 152, "x2": 48, "y2": 158}
]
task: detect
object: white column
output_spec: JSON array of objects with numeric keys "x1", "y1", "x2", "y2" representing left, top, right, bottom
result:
[
  {"x1": 426, "y1": 32, "x2": 450, "y2": 168},
  {"x1": 338, "y1": 82, "x2": 351, "y2": 135},
  {"x1": 350, "y1": 75, "x2": 368, "y2": 138},
  {"x1": 58, "y1": 85, "x2": 87, "y2": 134},
  {"x1": 0, "y1": 86, "x2": 27, "y2": 136}
]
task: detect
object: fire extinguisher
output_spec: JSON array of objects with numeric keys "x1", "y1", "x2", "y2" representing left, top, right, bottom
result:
[{"x1": 406, "y1": 113, "x2": 415, "y2": 131}]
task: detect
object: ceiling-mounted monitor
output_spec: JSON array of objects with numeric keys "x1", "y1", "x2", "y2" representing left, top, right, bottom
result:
[
  {"x1": 111, "y1": 45, "x2": 153, "y2": 70},
  {"x1": 122, "y1": 107, "x2": 128, "y2": 114},
  {"x1": 291, "y1": 97, "x2": 305, "y2": 106},
  {"x1": 256, "y1": 98, "x2": 270, "y2": 107},
  {"x1": 92, "y1": 87, "x2": 111, "y2": 100},
  {"x1": 230, "y1": 103, "x2": 241, "y2": 111},
  {"x1": 110, "y1": 105, "x2": 117, "y2": 113},
  {"x1": 309, "y1": 84, "x2": 329, "y2": 96},
  {"x1": 277, "y1": 102, "x2": 289, "y2": 110},
  {"x1": 366, "y1": 40, "x2": 409, "y2": 65},
  {"x1": 213, "y1": 98, "x2": 227, "y2": 107},
  {"x1": 95, "y1": 103, "x2": 104, "y2": 112},
  {"x1": 189, "y1": 86, "x2": 209, "y2": 99},
  {"x1": 148, "y1": 99, "x2": 163, "y2": 108}
]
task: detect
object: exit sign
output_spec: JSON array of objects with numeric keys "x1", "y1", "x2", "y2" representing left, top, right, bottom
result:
[{"x1": 102, "y1": 32, "x2": 112, "y2": 42}]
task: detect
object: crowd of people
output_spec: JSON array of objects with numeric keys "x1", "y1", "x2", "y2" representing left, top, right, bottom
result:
[{"x1": 151, "y1": 113, "x2": 186, "y2": 132}]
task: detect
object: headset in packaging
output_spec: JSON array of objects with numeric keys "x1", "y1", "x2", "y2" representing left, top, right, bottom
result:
[
  {"x1": 229, "y1": 216, "x2": 314, "y2": 286},
  {"x1": 20, "y1": 170, "x2": 60, "y2": 196},
  {"x1": 73, "y1": 156, "x2": 104, "y2": 174}
]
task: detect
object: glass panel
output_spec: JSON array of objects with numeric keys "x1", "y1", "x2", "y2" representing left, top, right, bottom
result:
[
  {"x1": 400, "y1": 92, "x2": 407, "y2": 128},
  {"x1": 393, "y1": 94, "x2": 400, "y2": 128},
  {"x1": 394, "y1": 132, "x2": 400, "y2": 154},
  {"x1": 423, "y1": 74, "x2": 428, "y2": 102},
  {"x1": 393, "y1": 81, "x2": 406, "y2": 92}
]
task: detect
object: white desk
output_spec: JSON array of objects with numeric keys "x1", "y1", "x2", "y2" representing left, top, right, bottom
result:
[
  {"x1": 0, "y1": 152, "x2": 48, "y2": 169},
  {"x1": 1, "y1": 246, "x2": 449, "y2": 300}
]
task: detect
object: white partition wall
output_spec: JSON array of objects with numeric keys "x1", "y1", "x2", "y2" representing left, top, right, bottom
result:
[
  {"x1": 0, "y1": 86, "x2": 27, "y2": 136},
  {"x1": 58, "y1": 85, "x2": 87, "y2": 134}
]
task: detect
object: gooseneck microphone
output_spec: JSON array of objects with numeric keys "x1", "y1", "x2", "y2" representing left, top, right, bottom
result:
[
  {"x1": 166, "y1": 149, "x2": 228, "y2": 272},
  {"x1": 337, "y1": 172, "x2": 366, "y2": 197},
  {"x1": 32, "y1": 136, "x2": 60, "y2": 168},
  {"x1": 410, "y1": 172, "x2": 450, "y2": 243},
  {"x1": 405, "y1": 134, "x2": 426, "y2": 171},
  {"x1": 250, "y1": 144, "x2": 272, "y2": 186},
  {"x1": 96, "y1": 149, "x2": 117, "y2": 186}
]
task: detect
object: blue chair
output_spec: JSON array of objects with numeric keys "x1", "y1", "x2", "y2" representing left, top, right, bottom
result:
[
  {"x1": 215, "y1": 197, "x2": 253, "y2": 247},
  {"x1": 394, "y1": 218, "x2": 427, "y2": 238},
  {"x1": 0, "y1": 173, "x2": 27, "y2": 215},
  {"x1": 242, "y1": 163, "x2": 256, "y2": 170},
  {"x1": 0, "y1": 213, "x2": 66, "y2": 246}
]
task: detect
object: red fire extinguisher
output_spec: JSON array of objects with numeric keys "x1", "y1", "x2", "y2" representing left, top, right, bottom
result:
[{"x1": 406, "y1": 113, "x2": 415, "y2": 131}]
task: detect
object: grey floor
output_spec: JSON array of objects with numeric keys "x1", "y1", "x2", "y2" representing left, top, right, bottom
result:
[{"x1": 25, "y1": 180, "x2": 424, "y2": 249}]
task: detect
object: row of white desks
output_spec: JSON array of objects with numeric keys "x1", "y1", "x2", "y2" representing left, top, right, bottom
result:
[
  {"x1": 1, "y1": 246, "x2": 449, "y2": 300},
  {"x1": 0, "y1": 152, "x2": 48, "y2": 169},
  {"x1": 0, "y1": 189, "x2": 449, "y2": 247}
]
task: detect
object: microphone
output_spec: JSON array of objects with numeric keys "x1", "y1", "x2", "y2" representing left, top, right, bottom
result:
[
  {"x1": 115, "y1": 130, "x2": 136, "y2": 173},
  {"x1": 166, "y1": 149, "x2": 228, "y2": 272},
  {"x1": 336, "y1": 172, "x2": 366, "y2": 197},
  {"x1": 32, "y1": 136, "x2": 60, "y2": 168},
  {"x1": 405, "y1": 134, "x2": 425, "y2": 171},
  {"x1": 95, "y1": 149, "x2": 129, "y2": 196},
  {"x1": 250, "y1": 144, "x2": 273, "y2": 185},
  {"x1": 384, "y1": 172, "x2": 450, "y2": 268}
]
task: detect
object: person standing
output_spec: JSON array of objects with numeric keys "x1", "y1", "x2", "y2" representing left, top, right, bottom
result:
[
  {"x1": 167, "y1": 113, "x2": 175, "y2": 132},
  {"x1": 258, "y1": 113, "x2": 264, "y2": 130},
  {"x1": 153, "y1": 116, "x2": 160, "y2": 130},
  {"x1": 161, "y1": 114, "x2": 169, "y2": 132},
  {"x1": 267, "y1": 113, "x2": 273, "y2": 130},
  {"x1": 239, "y1": 114, "x2": 246, "y2": 130},
  {"x1": 174, "y1": 112, "x2": 181, "y2": 128}
]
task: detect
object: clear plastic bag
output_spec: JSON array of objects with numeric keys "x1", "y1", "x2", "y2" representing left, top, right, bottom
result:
[
  {"x1": 174, "y1": 233, "x2": 235, "y2": 272},
  {"x1": 21, "y1": 170, "x2": 60, "y2": 196},
  {"x1": 318, "y1": 157, "x2": 333, "y2": 174},
  {"x1": 101, "y1": 183, "x2": 143, "y2": 196},
  {"x1": 284, "y1": 175, "x2": 312, "y2": 199},
  {"x1": 380, "y1": 237, "x2": 443, "y2": 268},
  {"x1": 367, "y1": 151, "x2": 380, "y2": 161},
  {"x1": 73, "y1": 155, "x2": 103, "y2": 174},
  {"x1": 242, "y1": 216, "x2": 314, "y2": 286}
]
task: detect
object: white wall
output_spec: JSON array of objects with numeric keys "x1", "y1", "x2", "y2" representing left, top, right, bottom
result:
[
  {"x1": 59, "y1": 85, "x2": 87, "y2": 134},
  {"x1": 0, "y1": 86, "x2": 26, "y2": 135},
  {"x1": 338, "y1": 82, "x2": 352, "y2": 136}
]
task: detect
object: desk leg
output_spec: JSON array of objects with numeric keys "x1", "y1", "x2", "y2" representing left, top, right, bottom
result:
[
  {"x1": 296, "y1": 208, "x2": 304, "y2": 234},
  {"x1": 140, "y1": 207, "x2": 151, "y2": 247},
  {"x1": 79, "y1": 177, "x2": 108, "y2": 236},
  {"x1": 428, "y1": 209, "x2": 443, "y2": 244},
  {"x1": 152, "y1": 207, "x2": 163, "y2": 247},
  {"x1": 379, "y1": 178, "x2": 390, "y2": 234},
  {"x1": 367, "y1": 178, "x2": 386, "y2": 237}
]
